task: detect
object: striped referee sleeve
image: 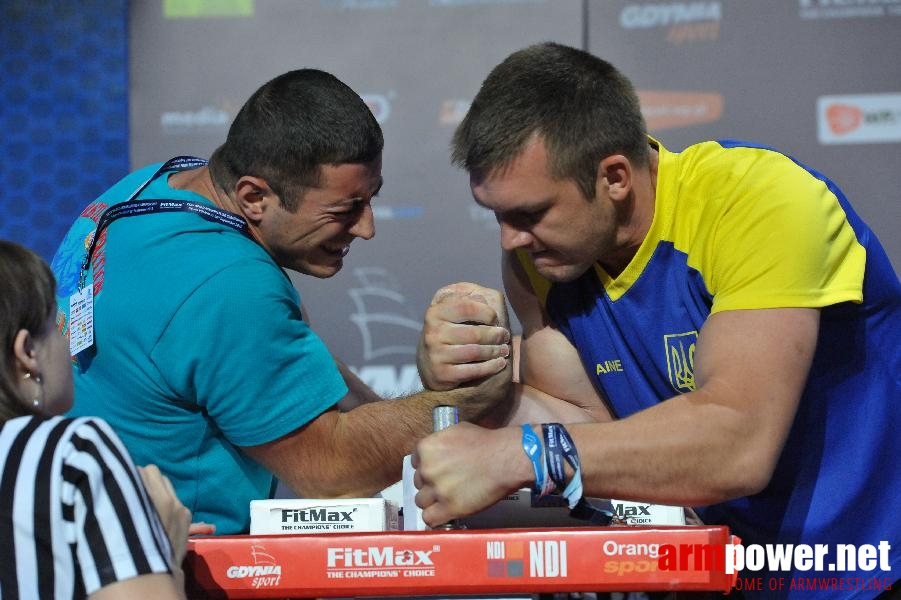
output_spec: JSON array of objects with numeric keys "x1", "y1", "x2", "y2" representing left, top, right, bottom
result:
[
  {"x1": 0, "y1": 416, "x2": 44, "y2": 598},
  {"x1": 1, "y1": 416, "x2": 173, "y2": 599}
]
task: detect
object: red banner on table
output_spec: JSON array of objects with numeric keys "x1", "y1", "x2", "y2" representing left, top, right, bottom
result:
[{"x1": 185, "y1": 526, "x2": 738, "y2": 598}]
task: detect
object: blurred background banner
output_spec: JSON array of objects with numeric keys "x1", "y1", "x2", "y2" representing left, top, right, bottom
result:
[{"x1": 3, "y1": 0, "x2": 900, "y2": 397}]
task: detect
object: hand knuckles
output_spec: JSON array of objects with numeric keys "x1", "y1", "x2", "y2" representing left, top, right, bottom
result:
[{"x1": 460, "y1": 345, "x2": 487, "y2": 362}]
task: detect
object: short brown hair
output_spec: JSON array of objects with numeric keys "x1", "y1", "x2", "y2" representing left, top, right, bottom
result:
[{"x1": 452, "y1": 42, "x2": 649, "y2": 200}]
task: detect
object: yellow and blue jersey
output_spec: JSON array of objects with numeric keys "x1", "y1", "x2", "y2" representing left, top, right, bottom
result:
[{"x1": 518, "y1": 139, "x2": 900, "y2": 594}]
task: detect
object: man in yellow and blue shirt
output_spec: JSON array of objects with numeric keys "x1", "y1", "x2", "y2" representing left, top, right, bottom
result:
[{"x1": 413, "y1": 42, "x2": 899, "y2": 599}]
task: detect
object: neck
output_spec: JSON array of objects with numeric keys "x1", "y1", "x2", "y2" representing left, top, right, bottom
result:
[
  {"x1": 168, "y1": 167, "x2": 266, "y2": 247},
  {"x1": 169, "y1": 166, "x2": 238, "y2": 213},
  {"x1": 598, "y1": 148, "x2": 660, "y2": 277},
  {"x1": 631, "y1": 146, "x2": 659, "y2": 241}
]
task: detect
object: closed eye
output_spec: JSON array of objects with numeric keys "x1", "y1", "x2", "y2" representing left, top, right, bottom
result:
[
  {"x1": 333, "y1": 197, "x2": 367, "y2": 216},
  {"x1": 504, "y1": 207, "x2": 547, "y2": 229}
]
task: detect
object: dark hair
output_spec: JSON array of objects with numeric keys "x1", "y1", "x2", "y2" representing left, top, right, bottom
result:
[
  {"x1": 0, "y1": 241, "x2": 56, "y2": 421},
  {"x1": 209, "y1": 69, "x2": 383, "y2": 211},
  {"x1": 452, "y1": 42, "x2": 649, "y2": 199}
]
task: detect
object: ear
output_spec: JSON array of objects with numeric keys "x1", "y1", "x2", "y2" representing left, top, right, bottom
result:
[
  {"x1": 598, "y1": 154, "x2": 633, "y2": 202},
  {"x1": 234, "y1": 176, "x2": 276, "y2": 225},
  {"x1": 12, "y1": 329, "x2": 39, "y2": 378}
]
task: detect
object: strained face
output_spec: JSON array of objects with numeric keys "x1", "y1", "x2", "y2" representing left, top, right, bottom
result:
[{"x1": 262, "y1": 156, "x2": 383, "y2": 278}]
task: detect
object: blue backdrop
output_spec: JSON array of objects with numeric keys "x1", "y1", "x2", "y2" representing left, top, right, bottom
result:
[{"x1": 0, "y1": 0, "x2": 128, "y2": 262}]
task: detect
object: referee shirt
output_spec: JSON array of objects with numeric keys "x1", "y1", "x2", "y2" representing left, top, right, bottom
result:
[{"x1": 0, "y1": 415, "x2": 173, "y2": 598}]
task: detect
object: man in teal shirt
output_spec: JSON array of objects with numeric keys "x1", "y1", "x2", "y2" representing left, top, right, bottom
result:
[{"x1": 53, "y1": 69, "x2": 512, "y2": 534}]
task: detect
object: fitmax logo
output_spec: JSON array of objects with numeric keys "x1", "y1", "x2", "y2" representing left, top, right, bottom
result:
[
  {"x1": 327, "y1": 547, "x2": 436, "y2": 568},
  {"x1": 614, "y1": 503, "x2": 652, "y2": 518},
  {"x1": 281, "y1": 508, "x2": 357, "y2": 523}
]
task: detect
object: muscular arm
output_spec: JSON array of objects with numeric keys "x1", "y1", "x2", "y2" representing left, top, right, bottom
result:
[
  {"x1": 243, "y1": 360, "x2": 512, "y2": 498},
  {"x1": 569, "y1": 305, "x2": 818, "y2": 505},
  {"x1": 414, "y1": 248, "x2": 819, "y2": 525},
  {"x1": 415, "y1": 305, "x2": 819, "y2": 526},
  {"x1": 495, "y1": 250, "x2": 815, "y2": 494},
  {"x1": 243, "y1": 289, "x2": 513, "y2": 498}
]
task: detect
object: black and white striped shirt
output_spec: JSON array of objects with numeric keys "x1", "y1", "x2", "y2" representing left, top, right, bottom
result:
[{"x1": 0, "y1": 415, "x2": 173, "y2": 599}]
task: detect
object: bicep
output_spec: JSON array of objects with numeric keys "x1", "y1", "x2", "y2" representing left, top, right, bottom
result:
[
  {"x1": 502, "y1": 252, "x2": 611, "y2": 423},
  {"x1": 241, "y1": 407, "x2": 345, "y2": 497},
  {"x1": 693, "y1": 307, "x2": 819, "y2": 468}
]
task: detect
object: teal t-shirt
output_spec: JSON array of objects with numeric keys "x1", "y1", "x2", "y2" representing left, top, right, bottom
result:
[{"x1": 52, "y1": 162, "x2": 348, "y2": 534}]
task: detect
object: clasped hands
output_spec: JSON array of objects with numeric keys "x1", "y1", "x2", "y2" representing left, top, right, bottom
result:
[{"x1": 414, "y1": 282, "x2": 529, "y2": 526}]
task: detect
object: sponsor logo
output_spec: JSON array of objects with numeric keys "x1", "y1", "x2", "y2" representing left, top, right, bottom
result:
[
  {"x1": 486, "y1": 540, "x2": 525, "y2": 577},
  {"x1": 164, "y1": 1, "x2": 254, "y2": 18},
  {"x1": 161, "y1": 105, "x2": 231, "y2": 134},
  {"x1": 320, "y1": 0, "x2": 400, "y2": 11},
  {"x1": 610, "y1": 500, "x2": 686, "y2": 525},
  {"x1": 485, "y1": 540, "x2": 568, "y2": 578},
  {"x1": 664, "y1": 331, "x2": 697, "y2": 393},
  {"x1": 620, "y1": 1, "x2": 721, "y2": 27},
  {"x1": 620, "y1": 2, "x2": 721, "y2": 43},
  {"x1": 282, "y1": 507, "x2": 357, "y2": 523},
  {"x1": 325, "y1": 545, "x2": 439, "y2": 579},
  {"x1": 226, "y1": 545, "x2": 282, "y2": 589},
  {"x1": 826, "y1": 103, "x2": 863, "y2": 135},
  {"x1": 799, "y1": 0, "x2": 901, "y2": 20},
  {"x1": 429, "y1": 0, "x2": 543, "y2": 6},
  {"x1": 371, "y1": 205, "x2": 424, "y2": 220},
  {"x1": 361, "y1": 93, "x2": 393, "y2": 124},
  {"x1": 638, "y1": 90, "x2": 723, "y2": 131},
  {"x1": 529, "y1": 540, "x2": 568, "y2": 577},
  {"x1": 328, "y1": 546, "x2": 435, "y2": 567},
  {"x1": 611, "y1": 502, "x2": 656, "y2": 525},
  {"x1": 601, "y1": 540, "x2": 662, "y2": 577},
  {"x1": 603, "y1": 540, "x2": 662, "y2": 559},
  {"x1": 818, "y1": 93, "x2": 901, "y2": 144}
]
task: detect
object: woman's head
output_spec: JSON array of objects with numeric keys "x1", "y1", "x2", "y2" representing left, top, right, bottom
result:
[{"x1": 0, "y1": 241, "x2": 72, "y2": 421}]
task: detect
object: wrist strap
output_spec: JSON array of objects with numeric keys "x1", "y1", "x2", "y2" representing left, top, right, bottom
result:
[
  {"x1": 520, "y1": 424, "x2": 555, "y2": 497},
  {"x1": 542, "y1": 423, "x2": 613, "y2": 525}
]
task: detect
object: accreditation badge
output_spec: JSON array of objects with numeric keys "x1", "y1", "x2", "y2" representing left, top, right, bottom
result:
[{"x1": 69, "y1": 284, "x2": 95, "y2": 355}]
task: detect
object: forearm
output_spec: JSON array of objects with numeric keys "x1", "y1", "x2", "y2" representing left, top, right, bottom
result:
[
  {"x1": 412, "y1": 394, "x2": 758, "y2": 527},
  {"x1": 479, "y1": 382, "x2": 603, "y2": 428},
  {"x1": 518, "y1": 308, "x2": 813, "y2": 507},
  {"x1": 271, "y1": 368, "x2": 514, "y2": 499},
  {"x1": 333, "y1": 388, "x2": 490, "y2": 495},
  {"x1": 567, "y1": 388, "x2": 777, "y2": 506}
]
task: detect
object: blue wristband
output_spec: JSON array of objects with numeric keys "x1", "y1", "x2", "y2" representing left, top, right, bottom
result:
[
  {"x1": 542, "y1": 423, "x2": 613, "y2": 525},
  {"x1": 521, "y1": 424, "x2": 551, "y2": 496}
]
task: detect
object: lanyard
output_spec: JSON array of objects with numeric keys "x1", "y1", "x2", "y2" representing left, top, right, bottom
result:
[{"x1": 77, "y1": 156, "x2": 251, "y2": 291}]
